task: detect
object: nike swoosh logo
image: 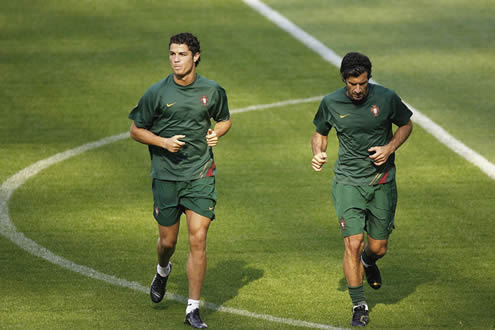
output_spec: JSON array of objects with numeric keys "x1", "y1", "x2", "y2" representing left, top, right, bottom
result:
[
  {"x1": 166, "y1": 102, "x2": 176, "y2": 107},
  {"x1": 340, "y1": 114, "x2": 350, "y2": 118}
]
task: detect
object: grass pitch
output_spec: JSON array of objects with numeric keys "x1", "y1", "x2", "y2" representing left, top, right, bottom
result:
[{"x1": 1, "y1": 0, "x2": 494, "y2": 329}]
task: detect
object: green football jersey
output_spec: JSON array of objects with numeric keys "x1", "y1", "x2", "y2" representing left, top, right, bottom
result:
[
  {"x1": 129, "y1": 73, "x2": 230, "y2": 181},
  {"x1": 313, "y1": 84, "x2": 412, "y2": 185}
]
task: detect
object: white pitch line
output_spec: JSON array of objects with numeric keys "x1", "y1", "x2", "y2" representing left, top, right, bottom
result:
[
  {"x1": 0, "y1": 99, "x2": 345, "y2": 330},
  {"x1": 231, "y1": 95, "x2": 323, "y2": 114},
  {"x1": 242, "y1": 0, "x2": 495, "y2": 180}
]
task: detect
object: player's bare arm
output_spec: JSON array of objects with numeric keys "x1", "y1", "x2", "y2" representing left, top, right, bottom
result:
[
  {"x1": 311, "y1": 131, "x2": 328, "y2": 172},
  {"x1": 130, "y1": 121, "x2": 186, "y2": 153},
  {"x1": 368, "y1": 119, "x2": 413, "y2": 166},
  {"x1": 206, "y1": 118, "x2": 232, "y2": 147}
]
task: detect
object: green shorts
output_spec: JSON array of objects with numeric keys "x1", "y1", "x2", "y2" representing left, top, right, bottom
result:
[
  {"x1": 152, "y1": 176, "x2": 217, "y2": 226},
  {"x1": 332, "y1": 179, "x2": 397, "y2": 240}
]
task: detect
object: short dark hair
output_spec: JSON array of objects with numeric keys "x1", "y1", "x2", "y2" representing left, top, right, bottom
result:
[
  {"x1": 169, "y1": 32, "x2": 201, "y2": 67},
  {"x1": 340, "y1": 52, "x2": 372, "y2": 80}
]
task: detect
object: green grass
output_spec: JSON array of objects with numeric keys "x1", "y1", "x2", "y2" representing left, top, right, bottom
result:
[{"x1": 1, "y1": 0, "x2": 494, "y2": 329}]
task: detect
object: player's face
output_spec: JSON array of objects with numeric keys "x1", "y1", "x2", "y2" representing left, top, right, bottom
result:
[
  {"x1": 345, "y1": 72, "x2": 369, "y2": 102},
  {"x1": 169, "y1": 43, "x2": 200, "y2": 78}
]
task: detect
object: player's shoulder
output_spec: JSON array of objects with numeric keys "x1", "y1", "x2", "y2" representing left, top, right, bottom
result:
[
  {"x1": 322, "y1": 87, "x2": 347, "y2": 104},
  {"x1": 196, "y1": 74, "x2": 224, "y2": 90},
  {"x1": 145, "y1": 74, "x2": 174, "y2": 95},
  {"x1": 370, "y1": 83, "x2": 399, "y2": 99}
]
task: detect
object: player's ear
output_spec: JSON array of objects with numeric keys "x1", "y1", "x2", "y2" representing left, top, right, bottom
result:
[{"x1": 193, "y1": 53, "x2": 200, "y2": 64}]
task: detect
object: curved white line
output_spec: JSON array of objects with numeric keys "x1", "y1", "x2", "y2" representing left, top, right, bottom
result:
[
  {"x1": 0, "y1": 98, "x2": 344, "y2": 330},
  {"x1": 243, "y1": 0, "x2": 495, "y2": 180}
]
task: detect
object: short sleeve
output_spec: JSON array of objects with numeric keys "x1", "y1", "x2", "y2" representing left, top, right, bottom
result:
[
  {"x1": 128, "y1": 88, "x2": 157, "y2": 129},
  {"x1": 210, "y1": 86, "x2": 230, "y2": 122},
  {"x1": 313, "y1": 98, "x2": 332, "y2": 136},
  {"x1": 390, "y1": 93, "x2": 413, "y2": 127}
]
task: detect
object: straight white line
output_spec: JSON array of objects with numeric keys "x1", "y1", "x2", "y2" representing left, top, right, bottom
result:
[
  {"x1": 243, "y1": 0, "x2": 495, "y2": 180},
  {"x1": 0, "y1": 100, "x2": 344, "y2": 330},
  {"x1": 232, "y1": 95, "x2": 323, "y2": 114},
  {"x1": 243, "y1": 0, "x2": 342, "y2": 68},
  {"x1": 403, "y1": 102, "x2": 495, "y2": 179}
]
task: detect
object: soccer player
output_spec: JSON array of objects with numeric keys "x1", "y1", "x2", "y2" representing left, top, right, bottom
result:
[
  {"x1": 311, "y1": 52, "x2": 413, "y2": 327},
  {"x1": 128, "y1": 32, "x2": 232, "y2": 329}
]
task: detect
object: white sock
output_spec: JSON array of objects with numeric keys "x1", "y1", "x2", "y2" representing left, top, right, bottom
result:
[
  {"x1": 186, "y1": 299, "x2": 200, "y2": 315},
  {"x1": 157, "y1": 262, "x2": 170, "y2": 277},
  {"x1": 353, "y1": 302, "x2": 369, "y2": 311}
]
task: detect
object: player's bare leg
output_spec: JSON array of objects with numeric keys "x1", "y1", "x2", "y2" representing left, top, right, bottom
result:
[
  {"x1": 157, "y1": 222, "x2": 180, "y2": 266},
  {"x1": 344, "y1": 233, "x2": 365, "y2": 286},
  {"x1": 150, "y1": 222, "x2": 180, "y2": 303},
  {"x1": 185, "y1": 209, "x2": 210, "y2": 300},
  {"x1": 344, "y1": 233, "x2": 369, "y2": 326},
  {"x1": 364, "y1": 235, "x2": 387, "y2": 257},
  {"x1": 184, "y1": 209, "x2": 210, "y2": 328},
  {"x1": 362, "y1": 235, "x2": 387, "y2": 290}
]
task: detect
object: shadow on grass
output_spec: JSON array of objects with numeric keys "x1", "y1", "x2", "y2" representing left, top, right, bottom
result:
[
  {"x1": 203, "y1": 259, "x2": 264, "y2": 316},
  {"x1": 151, "y1": 299, "x2": 181, "y2": 311},
  {"x1": 160, "y1": 259, "x2": 264, "y2": 316},
  {"x1": 337, "y1": 261, "x2": 436, "y2": 311}
]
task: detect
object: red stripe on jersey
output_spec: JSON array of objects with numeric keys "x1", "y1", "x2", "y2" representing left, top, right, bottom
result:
[
  {"x1": 206, "y1": 161, "x2": 215, "y2": 177},
  {"x1": 378, "y1": 170, "x2": 389, "y2": 184}
]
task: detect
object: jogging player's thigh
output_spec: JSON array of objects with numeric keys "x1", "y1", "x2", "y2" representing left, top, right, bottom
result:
[
  {"x1": 185, "y1": 209, "x2": 211, "y2": 247},
  {"x1": 158, "y1": 221, "x2": 180, "y2": 247}
]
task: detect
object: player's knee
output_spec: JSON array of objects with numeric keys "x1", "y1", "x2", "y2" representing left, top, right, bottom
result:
[
  {"x1": 189, "y1": 232, "x2": 207, "y2": 251},
  {"x1": 345, "y1": 236, "x2": 364, "y2": 256},
  {"x1": 370, "y1": 241, "x2": 388, "y2": 256},
  {"x1": 158, "y1": 237, "x2": 177, "y2": 250}
]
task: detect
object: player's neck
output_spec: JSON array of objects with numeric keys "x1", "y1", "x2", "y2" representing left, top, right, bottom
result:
[{"x1": 174, "y1": 71, "x2": 197, "y2": 86}]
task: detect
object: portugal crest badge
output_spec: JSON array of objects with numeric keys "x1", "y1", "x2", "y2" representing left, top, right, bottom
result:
[
  {"x1": 200, "y1": 95, "x2": 209, "y2": 107},
  {"x1": 370, "y1": 104, "x2": 380, "y2": 117}
]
